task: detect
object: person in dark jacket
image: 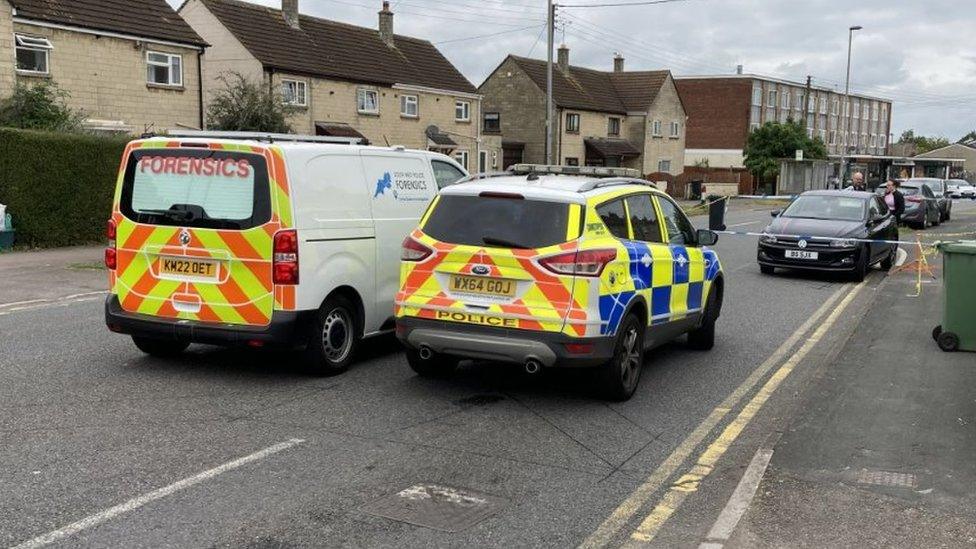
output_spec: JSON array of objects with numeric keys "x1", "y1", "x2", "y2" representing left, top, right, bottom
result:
[{"x1": 883, "y1": 179, "x2": 905, "y2": 224}]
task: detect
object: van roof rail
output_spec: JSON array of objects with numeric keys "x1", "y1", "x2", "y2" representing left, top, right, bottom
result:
[{"x1": 162, "y1": 130, "x2": 365, "y2": 145}]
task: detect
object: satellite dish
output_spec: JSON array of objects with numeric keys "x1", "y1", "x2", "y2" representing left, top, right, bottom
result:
[{"x1": 425, "y1": 124, "x2": 440, "y2": 137}]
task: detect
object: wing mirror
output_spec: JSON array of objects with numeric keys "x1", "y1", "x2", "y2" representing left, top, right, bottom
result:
[
  {"x1": 697, "y1": 229, "x2": 719, "y2": 246},
  {"x1": 770, "y1": 210, "x2": 781, "y2": 218}
]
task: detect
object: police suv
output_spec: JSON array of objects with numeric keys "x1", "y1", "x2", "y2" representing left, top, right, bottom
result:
[{"x1": 395, "y1": 165, "x2": 725, "y2": 400}]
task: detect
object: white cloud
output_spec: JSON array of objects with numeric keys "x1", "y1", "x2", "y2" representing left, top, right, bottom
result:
[{"x1": 168, "y1": 0, "x2": 976, "y2": 139}]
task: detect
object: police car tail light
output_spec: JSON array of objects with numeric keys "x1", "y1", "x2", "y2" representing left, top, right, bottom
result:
[
  {"x1": 401, "y1": 237, "x2": 433, "y2": 262},
  {"x1": 540, "y1": 249, "x2": 616, "y2": 277},
  {"x1": 273, "y1": 229, "x2": 299, "y2": 285},
  {"x1": 104, "y1": 219, "x2": 117, "y2": 270}
]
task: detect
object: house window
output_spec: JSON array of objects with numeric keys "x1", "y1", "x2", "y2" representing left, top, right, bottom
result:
[
  {"x1": 400, "y1": 94, "x2": 418, "y2": 117},
  {"x1": 750, "y1": 105, "x2": 761, "y2": 125},
  {"x1": 807, "y1": 94, "x2": 816, "y2": 113},
  {"x1": 281, "y1": 79, "x2": 307, "y2": 106},
  {"x1": 819, "y1": 129, "x2": 827, "y2": 141},
  {"x1": 881, "y1": 104, "x2": 888, "y2": 121},
  {"x1": 850, "y1": 131, "x2": 857, "y2": 146},
  {"x1": 853, "y1": 100, "x2": 860, "y2": 118},
  {"x1": 357, "y1": 89, "x2": 379, "y2": 114},
  {"x1": 455, "y1": 100, "x2": 470, "y2": 121},
  {"x1": 483, "y1": 112, "x2": 500, "y2": 132},
  {"x1": 608, "y1": 117, "x2": 620, "y2": 136},
  {"x1": 750, "y1": 122, "x2": 760, "y2": 132},
  {"x1": 146, "y1": 51, "x2": 182, "y2": 86},
  {"x1": 781, "y1": 92, "x2": 791, "y2": 110},
  {"x1": 15, "y1": 34, "x2": 52, "y2": 74},
  {"x1": 794, "y1": 92, "x2": 804, "y2": 111},
  {"x1": 819, "y1": 97, "x2": 827, "y2": 114},
  {"x1": 669, "y1": 121, "x2": 680, "y2": 138},
  {"x1": 658, "y1": 159, "x2": 671, "y2": 173},
  {"x1": 832, "y1": 98, "x2": 839, "y2": 115},
  {"x1": 651, "y1": 119, "x2": 662, "y2": 136},
  {"x1": 566, "y1": 112, "x2": 580, "y2": 133},
  {"x1": 829, "y1": 130, "x2": 836, "y2": 145},
  {"x1": 870, "y1": 134, "x2": 877, "y2": 147},
  {"x1": 863, "y1": 103, "x2": 870, "y2": 120},
  {"x1": 454, "y1": 149, "x2": 469, "y2": 170},
  {"x1": 752, "y1": 83, "x2": 762, "y2": 106},
  {"x1": 778, "y1": 110, "x2": 788, "y2": 123},
  {"x1": 807, "y1": 127, "x2": 814, "y2": 138},
  {"x1": 479, "y1": 150, "x2": 489, "y2": 172},
  {"x1": 767, "y1": 89, "x2": 777, "y2": 107},
  {"x1": 880, "y1": 134, "x2": 888, "y2": 148},
  {"x1": 565, "y1": 157, "x2": 579, "y2": 166}
]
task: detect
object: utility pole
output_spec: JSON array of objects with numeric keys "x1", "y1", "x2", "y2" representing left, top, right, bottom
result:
[
  {"x1": 546, "y1": 0, "x2": 555, "y2": 165},
  {"x1": 841, "y1": 25, "x2": 862, "y2": 184},
  {"x1": 803, "y1": 75, "x2": 812, "y2": 129}
]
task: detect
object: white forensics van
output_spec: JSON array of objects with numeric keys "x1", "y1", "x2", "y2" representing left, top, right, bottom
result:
[{"x1": 104, "y1": 131, "x2": 468, "y2": 374}]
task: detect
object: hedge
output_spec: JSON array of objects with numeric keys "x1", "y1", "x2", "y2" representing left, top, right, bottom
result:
[{"x1": 0, "y1": 128, "x2": 129, "y2": 247}]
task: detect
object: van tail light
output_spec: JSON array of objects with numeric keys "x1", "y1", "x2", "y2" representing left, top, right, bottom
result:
[
  {"x1": 401, "y1": 236, "x2": 433, "y2": 262},
  {"x1": 104, "y1": 219, "x2": 117, "y2": 270},
  {"x1": 907, "y1": 196, "x2": 922, "y2": 203},
  {"x1": 273, "y1": 229, "x2": 299, "y2": 285},
  {"x1": 539, "y1": 249, "x2": 616, "y2": 277}
]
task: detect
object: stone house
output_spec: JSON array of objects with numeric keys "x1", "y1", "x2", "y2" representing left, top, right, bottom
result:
[
  {"x1": 0, "y1": 0, "x2": 207, "y2": 133},
  {"x1": 180, "y1": 0, "x2": 499, "y2": 173},
  {"x1": 478, "y1": 47, "x2": 687, "y2": 176}
]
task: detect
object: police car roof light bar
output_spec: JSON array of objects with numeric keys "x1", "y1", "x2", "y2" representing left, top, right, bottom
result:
[
  {"x1": 508, "y1": 164, "x2": 642, "y2": 179},
  {"x1": 162, "y1": 130, "x2": 365, "y2": 145}
]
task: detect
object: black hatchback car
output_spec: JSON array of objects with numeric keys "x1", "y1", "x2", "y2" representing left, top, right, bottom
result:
[{"x1": 757, "y1": 190, "x2": 899, "y2": 281}]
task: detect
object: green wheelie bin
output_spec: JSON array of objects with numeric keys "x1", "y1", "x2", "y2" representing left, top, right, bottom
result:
[{"x1": 933, "y1": 241, "x2": 976, "y2": 352}]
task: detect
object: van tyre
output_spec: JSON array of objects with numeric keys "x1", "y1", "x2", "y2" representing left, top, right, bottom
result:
[
  {"x1": 132, "y1": 336, "x2": 189, "y2": 358},
  {"x1": 599, "y1": 313, "x2": 644, "y2": 401},
  {"x1": 688, "y1": 289, "x2": 718, "y2": 351},
  {"x1": 406, "y1": 348, "x2": 459, "y2": 377},
  {"x1": 305, "y1": 295, "x2": 360, "y2": 376}
]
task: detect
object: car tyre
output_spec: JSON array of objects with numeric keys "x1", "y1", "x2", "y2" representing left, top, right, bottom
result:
[
  {"x1": 851, "y1": 245, "x2": 869, "y2": 282},
  {"x1": 406, "y1": 348, "x2": 459, "y2": 378},
  {"x1": 937, "y1": 331, "x2": 960, "y2": 352},
  {"x1": 688, "y1": 288, "x2": 718, "y2": 351},
  {"x1": 880, "y1": 246, "x2": 895, "y2": 271},
  {"x1": 599, "y1": 313, "x2": 644, "y2": 402},
  {"x1": 760, "y1": 264, "x2": 775, "y2": 275},
  {"x1": 304, "y1": 295, "x2": 360, "y2": 376},
  {"x1": 932, "y1": 325, "x2": 942, "y2": 342},
  {"x1": 132, "y1": 336, "x2": 189, "y2": 358}
]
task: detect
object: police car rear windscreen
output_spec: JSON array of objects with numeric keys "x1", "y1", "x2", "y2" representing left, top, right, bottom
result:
[
  {"x1": 423, "y1": 195, "x2": 571, "y2": 249},
  {"x1": 120, "y1": 149, "x2": 272, "y2": 230}
]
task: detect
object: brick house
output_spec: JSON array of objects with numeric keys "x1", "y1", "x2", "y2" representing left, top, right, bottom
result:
[
  {"x1": 0, "y1": 0, "x2": 207, "y2": 132},
  {"x1": 180, "y1": 0, "x2": 499, "y2": 173},
  {"x1": 478, "y1": 46, "x2": 687, "y2": 176}
]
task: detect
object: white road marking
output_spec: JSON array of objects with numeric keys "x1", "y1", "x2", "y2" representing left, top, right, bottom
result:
[
  {"x1": 726, "y1": 221, "x2": 762, "y2": 228},
  {"x1": 0, "y1": 292, "x2": 107, "y2": 317},
  {"x1": 10, "y1": 438, "x2": 305, "y2": 549},
  {"x1": 698, "y1": 447, "x2": 774, "y2": 548}
]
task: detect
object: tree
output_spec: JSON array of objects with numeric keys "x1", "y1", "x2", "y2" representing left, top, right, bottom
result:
[
  {"x1": 206, "y1": 72, "x2": 296, "y2": 133},
  {"x1": 0, "y1": 81, "x2": 85, "y2": 132},
  {"x1": 743, "y1": 120, "x2": 827, "y2": 180},
  {"x1": 959, "y1": 130, "x2": 976, "y2": 143},
  {"x1": 897, "y1": 129, "x2": 950, "y2": 154}
]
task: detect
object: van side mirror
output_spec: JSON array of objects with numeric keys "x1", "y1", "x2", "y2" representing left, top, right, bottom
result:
[
  {"x1": 697, "y1": 229, "x2": 719, "y2": 246},
  {"x1": 770, "y1": 210, "x2": 781, "y2": 218}
]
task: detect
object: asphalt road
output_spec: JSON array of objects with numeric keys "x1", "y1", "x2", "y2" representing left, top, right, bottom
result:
[{"x1": 3, "y1": 201, "x2": 970, "y2": 548}]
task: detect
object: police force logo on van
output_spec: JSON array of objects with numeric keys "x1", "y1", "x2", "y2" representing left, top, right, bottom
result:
[{"x1": 374, "y1": 171, "x2": 429, "y2": 202}]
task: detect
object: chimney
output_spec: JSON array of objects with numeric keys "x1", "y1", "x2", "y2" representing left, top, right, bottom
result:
[
  {"x1": 379, "y1": 1, "x2": 394, "y2": 47},
  {"x1": 613, "y1": 53, "x2": 625, "y2": 73},
  {"x1": 736, "y1": 64, "x2": 743, "y2": 75},
  {"x1": 557, "y1": 44, "x2": 569, "y2": 74},
  {"x1": 282, "y1": 0, "x2": 300, "y2": 29}
]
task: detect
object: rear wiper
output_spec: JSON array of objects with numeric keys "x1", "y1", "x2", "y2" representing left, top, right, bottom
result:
[
  {"x1": 137, "y1": 208, "x2": 193, "y2": 222},
  {"x1": 482, "y1": 234, "x2": 530, "y2": 249}
]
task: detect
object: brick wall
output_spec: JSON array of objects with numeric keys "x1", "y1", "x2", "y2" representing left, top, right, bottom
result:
[
  {"x1": 675, "y1": 78, "x2": 751, "y2": 150},
  {"x1": 556, "y1": 108, "x2": 621, "y2": 165},
  {"x1": 479, "y1": 57, "x2": 548, "y2": 164},
  {"x1": 8, "y1": 22, "x2": 201, "y2": 132},
  {"x1": 0, "y1": 2, "x2": 14, "y2": 96}
]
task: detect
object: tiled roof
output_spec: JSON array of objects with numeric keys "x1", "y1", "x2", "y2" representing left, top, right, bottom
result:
[
  {"x1": 10, "y1": 0, "x2": 206, "y2": 46},
  {"x1": 507, "y1": 55, "x2": 670, "y2": 114},
  {"x1": 200, "y1": 0, "x2": 476, "y2": 93}
]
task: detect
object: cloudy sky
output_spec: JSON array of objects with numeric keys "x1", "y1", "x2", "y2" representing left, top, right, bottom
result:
[{"x1": 168, "y1": 0, "x2": 976, "y2": 140}]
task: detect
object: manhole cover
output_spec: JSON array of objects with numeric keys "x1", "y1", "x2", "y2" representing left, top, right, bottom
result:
[
  {"x1": 856, "y1": 470, "x2": 917, "y2": 488},
  {"x1": 361, "y1": 483, "x2": 508, "y2": 532}
]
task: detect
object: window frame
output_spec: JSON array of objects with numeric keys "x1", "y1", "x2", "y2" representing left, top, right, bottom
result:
[
  {"x1": 146, "y1": 50, "x2": 183, "y2": 87},
  {"x1": 431, "y1": 159, "x2": 467, "y2": 189},
  {"x1": 483, "y1": 111, "x2": 500, "y2": 133},
  {"x1": 14, "y1": 34, "x2": 53, "y2": 75},
  {"x1": 357, "y1": 88, "x2": 380, "y2": 115},
  {"x1": 400, "y1": 94, "x2": 419, "y2": 118},
  {"x1": 281, "y1": 79, "x2": 307, "y2": 107},
  {"x1": 794, "y1": 91, "x2": 804, "y2": 112},
  {"x1": 565, "y1": 157, "x2": 579, "y2": 166},
  {"x1": 781, "y1": 92, "x2": 791, "y2": 110},
  {"x1": 595, "y1": 198, "x2": 631, "y2": 240},
  {"x1": 767, "y1": 89, "x2": 777, "y2": 107},
  {"x1": 566, "y1": 112, "x2": 581, "y2": 133},
  {"x1": 658, "y1": 159, "x2": 672, "y2": 173},
  {"x1": 752, "y1": 84, "x2": 763, "y2": 107},
  {"x1": 454, "y1": 100, "x2": 471, "y2": 122},
  {"x1": 669, "y1": 121, "x2": 680, "y2": 138},
  {"x1": 608, "y1": 116, "x2": 621, "y2": 136},
  {"x1": 655, "y1": 194, "x2": 698, "y2": 246},
  {"x1": 652, "y1": 119, "x2": 662, "y2": 137},
  {"x1": 626, "y1": 193, "x2": 664, "y2": 243},
  {"x1": 453, "y1": 149, "x2": 469, "y2": 170}
]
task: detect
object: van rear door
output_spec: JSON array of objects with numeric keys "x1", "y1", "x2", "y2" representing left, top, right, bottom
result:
[{"x1": 112, "y1": 146, "x2": 276, "y2": 326}]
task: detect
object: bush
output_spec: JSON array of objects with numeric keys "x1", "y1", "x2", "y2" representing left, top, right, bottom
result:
[
  {"x1": 207, "y1": 72, "x2": 296, "y2": 133},
  {"x1": 0, "y1": 128, "x2": 128, "y2": 247},
  {"x1": 0, "y1": 81, "x2": 86, "y2": 132}
]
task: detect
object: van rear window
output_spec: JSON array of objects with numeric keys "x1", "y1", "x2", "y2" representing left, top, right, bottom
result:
[
  {"x1": 120, "y1": 149, "x2": 271, "y2": 230},
  {"x1": 423, "y1": 194, "x2": 571, "y2": 249}
]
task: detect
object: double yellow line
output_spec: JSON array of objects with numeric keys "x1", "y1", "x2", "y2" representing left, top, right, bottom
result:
[{"x1": 580, "y1": 280, "x2": 867, "y2": 548}]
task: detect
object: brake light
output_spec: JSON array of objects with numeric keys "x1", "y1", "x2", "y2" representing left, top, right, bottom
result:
[
  {"x1": 273, "y1": 229, "x2": 299, "y2": 285},
  {"x1": 104, "y1": 219, "x2": 117, "y2": 270},
  {"x1": 401, "y1": 236, "x2": 433, "y2": 262},
  {"x1": 479, "y1": 191, "x2": 524, "y2": 199},
  {"x1": 539, "y1": 249, "x2": 616, "y2": 277}
]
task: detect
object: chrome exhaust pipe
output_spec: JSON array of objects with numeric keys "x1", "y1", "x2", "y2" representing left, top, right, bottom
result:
[
  {"x1": 418, "y1": 346, "x2": 433, "y2": 360},
  {"x1": 524, "y1": 359, "x2": 542, "y2": 375}
]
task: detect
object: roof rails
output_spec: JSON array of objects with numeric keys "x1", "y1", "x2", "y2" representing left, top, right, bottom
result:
[
  {"x1": 509, "y1": 163, "x2": 642, "y2": 179},
  {"x1": 456, "y1": 171, "x2": 512, "y2": 184},
  {"x1": 161, "y1": 130, "x2": 365, "y2": 145},
  {"x1": 577, "y1": 178, "x2": 653, "y2": 192}
]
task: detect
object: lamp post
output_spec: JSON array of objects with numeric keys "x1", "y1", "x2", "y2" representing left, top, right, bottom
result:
[{"x1": 841, "y1": 25, "x2": 862, "y2": 185}]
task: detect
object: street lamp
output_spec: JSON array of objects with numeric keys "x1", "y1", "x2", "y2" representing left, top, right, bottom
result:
[{"x1": 841, "y1": 25, "x2": 862, "y2": 185}]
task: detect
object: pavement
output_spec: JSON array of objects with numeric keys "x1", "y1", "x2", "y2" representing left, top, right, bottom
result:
[{"x1": 0, "y1": 201, "x2": 974, "y2": 548}]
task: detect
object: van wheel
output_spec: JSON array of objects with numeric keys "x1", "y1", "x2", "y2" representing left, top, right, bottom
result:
[
  {"x1": 406, "y1": 348, "x2": 459, "y2": 378},
  {"x1": 132, "y1": 336, "x2": 189, "y2": 358},
  {"x1": 598, "y1": 314, "x2": 644, "y2": 401},
  {"x1": 304, "y1": 295, "x2": 360, "y2": 376}
]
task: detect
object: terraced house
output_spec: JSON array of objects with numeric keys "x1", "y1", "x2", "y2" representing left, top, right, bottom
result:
[
  {"x1": 0, "y1": 0, "x2": 206, "y2": 132},
  {"x1": 180, "y1": 0, "x2": 497, "y2": 172},
  {"x1": 479, "y1": 46, "x2": 687, "y2": 177}
]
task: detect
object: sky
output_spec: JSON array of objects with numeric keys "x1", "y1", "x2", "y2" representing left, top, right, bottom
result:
[{"x1": 167, "y1": 0, "x2": 976, "y2": 140}]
